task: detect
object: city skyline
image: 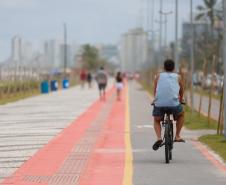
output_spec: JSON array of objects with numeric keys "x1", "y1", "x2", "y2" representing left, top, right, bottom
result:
[{"x1": 0, "y1": 0, "x2": 204, "y2": 61}]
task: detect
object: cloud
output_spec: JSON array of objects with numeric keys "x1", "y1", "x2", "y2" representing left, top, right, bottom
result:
[{"x1": 0, "y1": 0, "x2": 37, "y2": 8}]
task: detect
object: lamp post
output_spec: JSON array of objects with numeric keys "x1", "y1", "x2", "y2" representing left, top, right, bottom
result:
[
  {"x1": 63, "y1": 22, "x2": 67, "y2": 78},
  {"x1": 159, "y1": 0, "x2": 163, "y2": 67},
  {"x1": 190, "y1": 0, "x2": 195, "y2": 113},
  {"x1": 151, "y1": 0, "x2": 155, "y2": 40},
  {"x1": 174, "y1": 0, "x2": 179, "y2": 71},
  {"x1": 146, "y1": 0, "x2": 150, "y2": 32},
  {"x1": 223, "y1": 0, "x2": 226, "y2": 138},
  {"x1": 160, "y1": 10, "x2": 173, "y2": 58}
]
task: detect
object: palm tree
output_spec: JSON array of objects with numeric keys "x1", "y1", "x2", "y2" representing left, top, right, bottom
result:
[{"x1": 195, "y1": 0, "x2": 218, "y2": 33}]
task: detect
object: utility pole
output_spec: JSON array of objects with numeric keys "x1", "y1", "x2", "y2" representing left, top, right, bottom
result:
[
  {"x1": 63, "y1": 22, "x2": 67, "y2": 78},
  {"x1": 164, "y1": 14, "x2": 167, "y2": 51},
  {"x1": 160, "y1": 11, "x2": 173, "y2": 58},
  {"x1": 146, "y1": 0, "x2": 150, "y2": 32},
  {"x1": 151, "y1": 0, "x2": 155, "y2": 39},
  {"x1": 139, "y1": 0, "x2": 144, "y2": 29},
  {"x1": 190, "y1": 0, "x2": 194, "y2": 113},
  {"x1": 174, "y1": 0, "x2": 179, "y2": 71},
  {"x1": 223, "y1": 0, "x2": 226, "y2": 138},
  {"x1": 159, "y1": 0, "x2": 163, "y2": 67}
]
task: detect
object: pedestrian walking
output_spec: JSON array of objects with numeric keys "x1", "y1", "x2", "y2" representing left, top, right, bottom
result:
[
  {"x1": 87, "y1": 72, "x2": 93, "y2": 88},
  {"x1": 95, "y1": 67, "x2": 108, "y2": 101},
  {"x1": 80, "y1": 69, "x2": 87, "y2": 89},
  {"x1": 115, "y1": 71, "x2": 124, "y2": 101}
]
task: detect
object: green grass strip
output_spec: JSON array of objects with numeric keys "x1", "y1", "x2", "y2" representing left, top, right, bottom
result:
[
  {"x1": 0, "y1": 90, "x2": 40, "y2": 105},
  {"x1": 184, "y1": 106, "x2": 218, "y2": 130},
  {"x1": 199, "y1": 134, "x2": 226, "y2": 162}
]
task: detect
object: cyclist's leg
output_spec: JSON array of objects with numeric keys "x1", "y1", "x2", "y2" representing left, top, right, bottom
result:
[
  {"x1": 175, "y1": 113, "x2": 184, "y2": 140},
  {"x1": 153, "y1": 116, "x2": 163, "y2": 150},
  {"x1": 154, "y1": 117, "x2": 162, "y2": 140},
  {"x1": 174, "y1": 105, "x2": 185, "y2": 141},
  {"x1": 153, "y1": 106, "x2": 163, "y2": 140}
]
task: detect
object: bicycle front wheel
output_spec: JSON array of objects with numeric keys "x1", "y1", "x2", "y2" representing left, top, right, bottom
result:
[
  {"x1": 169, "y1": 123, "x2": 174, "y2": 160},
  {"x1": 164, "y1": 124, "x2": 170, "y2": 164}
]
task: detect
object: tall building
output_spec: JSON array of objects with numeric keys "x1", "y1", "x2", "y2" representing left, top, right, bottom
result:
[
  {"x1": 120, "y1": 28, "x2": 149, "y2": 72},
  {"x1": 96, "y1": 44, "x2": 119, "y2": 60},
  {"x1": 59, "y1": 43, "x2": 74, "y2": 69},
  {"x1": 11, "y1": 36, "x2": 33, "y2": 64},
  {"x1": 43, "y1": 40, "x2": 77, "y2": 71},
  {"x1": 44, "y1": 40, "x2": 58, "y2": 69},
  {"x1": 181, "y1": 22, "x2": 211, "y2": 57},
  {"x1": 11, "y1": 36, "x2": 22, "y2": 62}
]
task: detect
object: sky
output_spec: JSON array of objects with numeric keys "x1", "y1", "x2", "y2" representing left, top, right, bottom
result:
[{"x1": 0, "y1": 0, "x2": 204, "y2": 61}]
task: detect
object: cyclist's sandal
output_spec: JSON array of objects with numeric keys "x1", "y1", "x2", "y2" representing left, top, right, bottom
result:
[
  {"x1": 152, "y1": 139, "x2": 163, "y2": 151},
  {"x1": 174, "y1": 138, "x2": 185, "y2": 143}
]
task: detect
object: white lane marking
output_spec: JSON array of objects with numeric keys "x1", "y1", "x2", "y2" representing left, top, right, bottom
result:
[{"x1": 137, "y1": 125, "x2": 153, "y2": 129}]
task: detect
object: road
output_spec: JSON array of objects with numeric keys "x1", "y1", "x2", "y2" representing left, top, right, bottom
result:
[
  {"x1": 0, "y1": 81, "x2": 225, "y2": 185},
  {"x1": 129, "y1": 81, "x2": 226, "y2": 185}
]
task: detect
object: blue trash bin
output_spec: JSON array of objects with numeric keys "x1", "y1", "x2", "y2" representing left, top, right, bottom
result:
[
  {"x1": 62, "y1": 79, "x2": 69, "y2": 89},
  {"x1": 50, "y1": 80, "x2": 58, "y2": 91},
  {"x1": 41, "y1": 81, "x2": 49, "y2": 94}
]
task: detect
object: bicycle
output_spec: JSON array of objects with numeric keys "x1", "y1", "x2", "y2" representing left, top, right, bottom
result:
[
  {"x1": 160, "y1": 108, "x2": 174, "y2": 164},
  {"x1": 152, "y1": 102, "x2": 185, "y2": 164}
]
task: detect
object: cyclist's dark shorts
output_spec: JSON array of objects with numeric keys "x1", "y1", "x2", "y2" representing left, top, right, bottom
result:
[
  {"x1": 152, "y1": 104, "x2": 184, "y2": 120},
  {"x1": 98, "y1": 83, "x2": 107, "y2": 90}
]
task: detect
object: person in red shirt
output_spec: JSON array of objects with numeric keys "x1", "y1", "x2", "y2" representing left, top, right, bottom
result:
[{"x1": 80, "y1": 69, "x2": 87, "y2": 88}]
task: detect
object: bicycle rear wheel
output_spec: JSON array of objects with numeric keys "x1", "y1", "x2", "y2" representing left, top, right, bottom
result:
[
  {"x1": 169, "y1": 123, "x2": 174, "y2": 160},
  {"x1": 164, "y1": 124, "x2": 170, "y2": 164}
]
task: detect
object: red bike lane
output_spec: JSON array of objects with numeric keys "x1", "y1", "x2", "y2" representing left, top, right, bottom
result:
[
  {"x1": 78, "y1": 86, "x2": 126, "y2": 185},
  {"x1": 1, "y1": 85, "x2": 128, "y2": 185}
]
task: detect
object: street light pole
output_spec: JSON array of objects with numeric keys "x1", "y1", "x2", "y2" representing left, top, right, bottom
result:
[
  {"x1": 160, "y1": 11, "x2": 173, "y2": 58},
  {"x1": 164, "y1": 14, "x2": 167, "y2": 51},
  {"x1": 174, "y1": 0, "x2": 179, "y2": 71},
  {"x1": 151, "y1": 0, "x2": 155, "y2": 40},
  {"x1": 146, "y1": 0, "x2": 150, "y2": 32},
  {"x1": 159, "y1": 0, "x2": 163, "y2": 67},
  {"x1": 63, "y1": 22, "x2": 67, "y2": 78},
  {"x1": 223, "y1": 0, "x2": 226, "y2": 138},
  {"x1": 190, "y1": 0, "x2": 194, "y2": 113}
]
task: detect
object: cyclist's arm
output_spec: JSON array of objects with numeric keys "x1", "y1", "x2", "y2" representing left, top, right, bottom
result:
[
  {"x1": 153, "y1": 74, "x2": 159, "y2": 96},
  {"x1": 178, "y1": 75, "x2": 184, "y2": 102}
]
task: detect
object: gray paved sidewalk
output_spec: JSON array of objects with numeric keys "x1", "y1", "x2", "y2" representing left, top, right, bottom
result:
[
  {"x1": 129, "y1": 81, "x2": 226, "y2": 185},
  {"x1": 187, "y1": 92, "x2": 220, "y2": 120},
  {"x1": 0, "y1": 83, "x2": 110, "y2": 182}
]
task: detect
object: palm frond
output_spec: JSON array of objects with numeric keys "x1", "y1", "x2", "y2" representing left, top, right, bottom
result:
[
  {"x1": 195, "y1": 13, "x2": 205, "y2": 21},
  {"x1": 197, "y1": 5, "x2": 205, "y2": 11},
  {"x1": 203, "y1": 0, "x2": 217, "y2": 8}
]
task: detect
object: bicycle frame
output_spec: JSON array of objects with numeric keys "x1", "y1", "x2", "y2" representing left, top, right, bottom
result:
[{"x1": 161, "y1": 113, "x2": 174, "y2": 163}]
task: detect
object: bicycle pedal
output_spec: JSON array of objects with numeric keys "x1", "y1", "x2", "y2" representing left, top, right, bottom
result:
[{"x1": 160, "y1": 142, "x2": 165, "y2": 147}]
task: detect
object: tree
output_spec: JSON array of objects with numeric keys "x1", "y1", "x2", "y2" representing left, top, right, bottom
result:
[
  {"x1": 195, "y1": 0, "x2": 223, "y2": 74},
  {"x1": 196, "y1": 0, "x2": 218, "y2": 33},
  {"x1": 81, "y1": 44, "x2": 103, "y2": 71}
]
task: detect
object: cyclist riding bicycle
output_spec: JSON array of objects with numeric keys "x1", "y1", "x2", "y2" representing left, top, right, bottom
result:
[{"x1": 152, "y1": 59, "x2": 185, "y2": 151}]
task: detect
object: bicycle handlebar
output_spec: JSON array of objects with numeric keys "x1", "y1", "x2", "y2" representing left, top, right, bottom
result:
[{"x1": 151, "y1": 101, "x2": 186, "y2": 106}]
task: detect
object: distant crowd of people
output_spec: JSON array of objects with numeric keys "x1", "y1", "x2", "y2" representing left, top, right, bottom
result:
[{"x1": 79, "y1": 67, "x2": 130, "y2": 101}]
